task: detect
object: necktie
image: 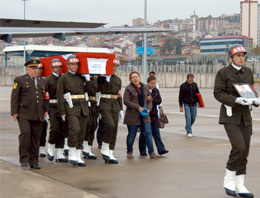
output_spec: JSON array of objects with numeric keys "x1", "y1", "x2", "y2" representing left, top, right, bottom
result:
[{"x1": 32, "y1": 78, "x2": 35, "y2": 86}]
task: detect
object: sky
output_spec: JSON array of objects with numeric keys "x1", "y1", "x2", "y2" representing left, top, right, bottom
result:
[{"x1": 0, "y1": 0, "x2": 244, "y2": 27}]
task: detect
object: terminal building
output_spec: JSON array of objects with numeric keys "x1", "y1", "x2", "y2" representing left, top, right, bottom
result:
[{"x1": 200, "y1": 35, "x2": 253, "y2": 56}]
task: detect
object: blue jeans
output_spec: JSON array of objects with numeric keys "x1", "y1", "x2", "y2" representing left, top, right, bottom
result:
[
  {"x1": 184, "y1": 104, "x2": 197, "y2": 134},
  {"x1": 127, "y1": 123, "x2": 154, "y2": 155}
]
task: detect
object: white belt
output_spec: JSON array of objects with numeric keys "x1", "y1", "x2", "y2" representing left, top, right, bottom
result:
[
  {"x1": 100, "y1": 94, "x2": 118, "y2": 99},
  {"x1": 71, "y1": 94, "x2": 85, "y2": 99},
  {"x1": 49, "y1": 99, "x2": 58, "y2": 103}
]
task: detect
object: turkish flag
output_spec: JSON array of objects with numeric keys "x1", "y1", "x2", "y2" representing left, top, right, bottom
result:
[{"x1": 40, "y1": 52, "x2": 115, "y2": 77}]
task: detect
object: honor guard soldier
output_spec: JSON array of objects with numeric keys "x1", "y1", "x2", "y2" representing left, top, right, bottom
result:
[
  {"x1": 38, "y1": 63, "x2": 48, "y2": 157},
  {"x1": 46, "y1": 59, "x2": 68, "y2": 163},
  {"x1": 57, "y1": 55, "x2": 89, "y2": 166},
  {"x1": 82, "y1": 75, "x2": 98, "y2": 159},
  {"x1": 11, "y1": 59, "x2": 49, "y2": 169},
  {"x1": 97, "y1": 57, "x2": 123, "y2": 164},
  {"x1": 214, "y1": 45, "x2": 260, "y2": 198}
]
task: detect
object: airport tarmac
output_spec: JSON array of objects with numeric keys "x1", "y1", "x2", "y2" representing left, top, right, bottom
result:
[{"x1": 0, "y1": 86, "x2": 260, "y2": 198}]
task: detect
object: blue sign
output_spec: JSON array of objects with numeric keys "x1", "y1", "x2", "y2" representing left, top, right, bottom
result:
[{"x1": 135, "y1": 47, "x2": 153, "y2": 55}]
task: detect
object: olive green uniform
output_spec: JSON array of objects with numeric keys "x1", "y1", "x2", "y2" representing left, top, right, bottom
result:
[
  {"x1": 85, "y1": 76, "x2": 99, "y2": 146},
  {"x1": 11, "y1": 74, "x2": 49, "y2": 165},
  {"x1": 214, "y1": 64, "x2": 258, "y2": 175},
  {"x1": 57, "y1": 72, "x2": 89, "y2": 150},
  {"x1": 46, "y1": 73, "x2": 69, "y2": 148},
  {"x1": 98, "y1": 74, "x2": 123, "y2": 150}
]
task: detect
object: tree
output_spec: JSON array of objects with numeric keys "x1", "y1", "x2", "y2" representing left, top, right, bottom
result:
[
  {"x1": 160, "y1": 38, "x2": 182, "y2": 55},
  {"x1": 251, "y1": 45, "x2": 260, "y2": 55}
]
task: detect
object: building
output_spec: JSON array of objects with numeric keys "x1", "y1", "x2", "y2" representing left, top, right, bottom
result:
[
  {"x1": 132, "y1": 18, "x2": 145, "y2": 27},
  {"x1": 200, "y1": 35, "x2": 253, "y2": 55},
  {"x1": 240, "y1": 0, "x2": 258, "y2": 45}
]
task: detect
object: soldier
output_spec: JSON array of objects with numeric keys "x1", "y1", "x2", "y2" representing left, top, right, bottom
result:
[
  {"x1": 97, "y1": 57, "x2": 123, "y2": 164},
  {"x1": 37, "y1": 63, "x2": 48, "y2": 157},
  {"x1": 214, "y1": 44, "x2": 259, "y2": 198},
  {"x1": 11, "y1": 59, "x2": 49, "y2": 169},
  {"x1": 57, "y1": 55, "x2": 89, "y2": 166},
  {"x1": 46, "y1": 59, "x2": 68, "y2": 163},
  {"x1": 82, "y1": 75, "x2": 98, "y2": 159}
]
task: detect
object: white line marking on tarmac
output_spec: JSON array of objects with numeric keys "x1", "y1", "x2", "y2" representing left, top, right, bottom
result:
[{"x1": 168, "y1": 111, "x2": 260, "y2": 121}]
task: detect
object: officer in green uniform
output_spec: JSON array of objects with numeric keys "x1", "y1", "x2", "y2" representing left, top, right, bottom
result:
[
  {"x1": 214, "y1": 44, "x2": 259, "y2": 198},
  {"x1": 82, "y1": 75, "x2": 98, "y2": 159},
  {"x1": 46, "y1": 59, "x2": 68, "y2": 163},
  {"x1": 97, "y1": 57, "x2": 123, "y2": 164},
  {"x1": 57, "y1": 55, "x2": 89, "y2": 166},
  {"x1": 11, "y1": 59, "x2": 49, "y2": 169}
]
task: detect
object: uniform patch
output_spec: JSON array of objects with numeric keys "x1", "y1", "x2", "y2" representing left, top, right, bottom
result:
[{"x1": 13, "y1": 83, "x2": 18, "y2": 89}]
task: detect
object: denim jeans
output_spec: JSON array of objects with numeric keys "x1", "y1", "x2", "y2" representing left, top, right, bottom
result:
[
  {"x1": 140, "y1": 127, "x2": 166, "y2": 154},
  {"x1": 184, "y1": 104, "x2": 197, "y2": 134},
  {"x1": 127, "y1": 123, "x2": 154, "y2": 155}
]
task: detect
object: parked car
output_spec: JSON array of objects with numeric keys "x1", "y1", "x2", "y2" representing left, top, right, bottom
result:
[{"x1": 247, "y1": 58, "x2": 259, "y2": 62}]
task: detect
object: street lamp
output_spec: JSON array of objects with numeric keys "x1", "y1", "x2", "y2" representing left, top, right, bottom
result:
[
  {"x1": 143, "y1": 0, "x2": 148, "y2": 81},
  {"x1": 22, "y1": 0, "x2": 28, "y2": 74}
]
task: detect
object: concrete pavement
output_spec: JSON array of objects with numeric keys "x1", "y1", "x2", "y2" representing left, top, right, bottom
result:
[{"x1": 0, "y1": 86, "x2": 260, "y2": 198}]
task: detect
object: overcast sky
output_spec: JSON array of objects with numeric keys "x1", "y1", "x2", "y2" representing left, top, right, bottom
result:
[{"x1": 0, "y1": 0, "x2": 243, "y2": 27}]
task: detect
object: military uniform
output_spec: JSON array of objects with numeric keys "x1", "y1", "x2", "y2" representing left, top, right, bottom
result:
[
  {"x1": 11, "y1": 70, "x2": 49, "y2": 167},
  {"x1": 98, "y1": 74, "x2": 122, "y2": 151},
  {"x1": 46, "y1": 73, "x2": 69, "y2": 150},
  {"x1": 57, "y1": 72, "x2": 89, "y2": 149}
]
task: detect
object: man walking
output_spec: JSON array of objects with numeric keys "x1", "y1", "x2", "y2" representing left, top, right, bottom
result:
[
  {"x1": 178, "y1": 74, "x2": 200, "y2": 137},
  {"x1": 214, "y1": 44, "x2": 259, "y2": 198},
  {"x1": 46, "y1": 59, "x2": 68, "y2": 163},
  {"x1": 11, "y1": 59, "x2": 49, "y2": 169},
  {"x1": 57, "y1": 55, "x2": 89, "y2": 166}
]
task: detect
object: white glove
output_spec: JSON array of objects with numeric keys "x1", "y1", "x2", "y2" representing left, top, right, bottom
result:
[
  {"x1": 98, "y1": 113, "x2": 102, "y2": 120},
  {"x1": 61, "y1": 115, "x2": 66, "y2": 121},
  {"x1": 253, "y1": 97, "x2": 260, "y2": 105},
  {"x1": 118, "y1": 110, "x2": 124, "y2": 122},
  {"x1": 235, "y1": 97, "x2": 253, "y2": 106},
  {"x1": 45, "y1": 114, "x2": 49, "y2": 121},
  {"x1": 106, "y1": 75, "x2": 111, "y2": 82},
  {"x1": 81, "y1": 74, "x2": 90, "y2": 81}
]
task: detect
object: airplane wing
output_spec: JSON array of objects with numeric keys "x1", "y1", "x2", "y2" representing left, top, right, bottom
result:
[{"x1": 0, "y1": 18, "x2": 170, "y2": 42}]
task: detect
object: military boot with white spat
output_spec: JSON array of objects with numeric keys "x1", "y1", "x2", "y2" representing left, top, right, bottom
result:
[
  {"x1": 85, "y1": 145, "x2": 97, "y2": 160},
  {"x1": 68, "y1": 147, "x2": 78, "y2": 165},
  {"x1": 82, "y1": 141, "x2": 89, "y2": 157},
  {"x1": 47, "y1": 143, "x2": 56, "y2": 161},
  {"x1": 56, "y1": 148, "x2": 68, "y2": 163},
  {"x1": 76, "y1": 149, "x2": 86, "y2": 167},
  {"x1": 63, "y1": 138, "x2": 69, "y2": 156},
  {"x1": 100, "y1": 142, "x2": 110, "y2": 162},
  {"x1": 109, "y1": 150, "x2": 118, "y2": 164},
  {"x1": 235, "y1": 175, "x2": 254, "y2": 198},
  {"x1": 224, "y1": 169, "x2": 237, "y2": 197},
  {"x1": 39, "y1": 146, "x2": 46, "y2": 157}
]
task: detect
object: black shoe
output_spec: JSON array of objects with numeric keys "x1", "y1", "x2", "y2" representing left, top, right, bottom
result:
[
  {"x1": 21, "y1": 162, "x2": 29, "y2": 167},
  {"x1": 237, "y1": 192, "x2": 254, "y2": 198},
  {"x1": 140, "y1": 152, "x2": 148, "y2": 156},
  {"x1": 39, "y1": 153, "x2": 46, "y2": 157},
  {"x1": 47, "y1": 153, "x2": 54, "y2": 161},
  {"x1": 224, "y1": 188, "x2": 237, "y2": 197},
  {"x1": 159, "y1": 150, "x2": 169, "y2": 155},
  {"x1": 30, "y1": 164, "x2": 41, "y2": 169},
  {"x1": 109, "y1": 159, "x2": 119, "y2": 164},
  {"x1": 56, "y1": 158, "x2": 68, "y2": 163}
]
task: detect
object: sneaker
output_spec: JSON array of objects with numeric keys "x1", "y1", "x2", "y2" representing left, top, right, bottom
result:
[{"x1": 187, "y1": 133, "x2": 193, "y2": 137}]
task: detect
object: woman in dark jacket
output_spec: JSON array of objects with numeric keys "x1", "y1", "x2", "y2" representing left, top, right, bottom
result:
[
  {"x1": 123, "y1": 71, "x2": 157, "y2": 159},
  {"x1": 146, "y1": 75, "x2": 168, "y2": 155}
]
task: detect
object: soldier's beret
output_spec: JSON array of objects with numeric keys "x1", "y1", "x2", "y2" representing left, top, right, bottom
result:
[{"x1": 24, "y1": 59, "x2": 41, "y2": 68}]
